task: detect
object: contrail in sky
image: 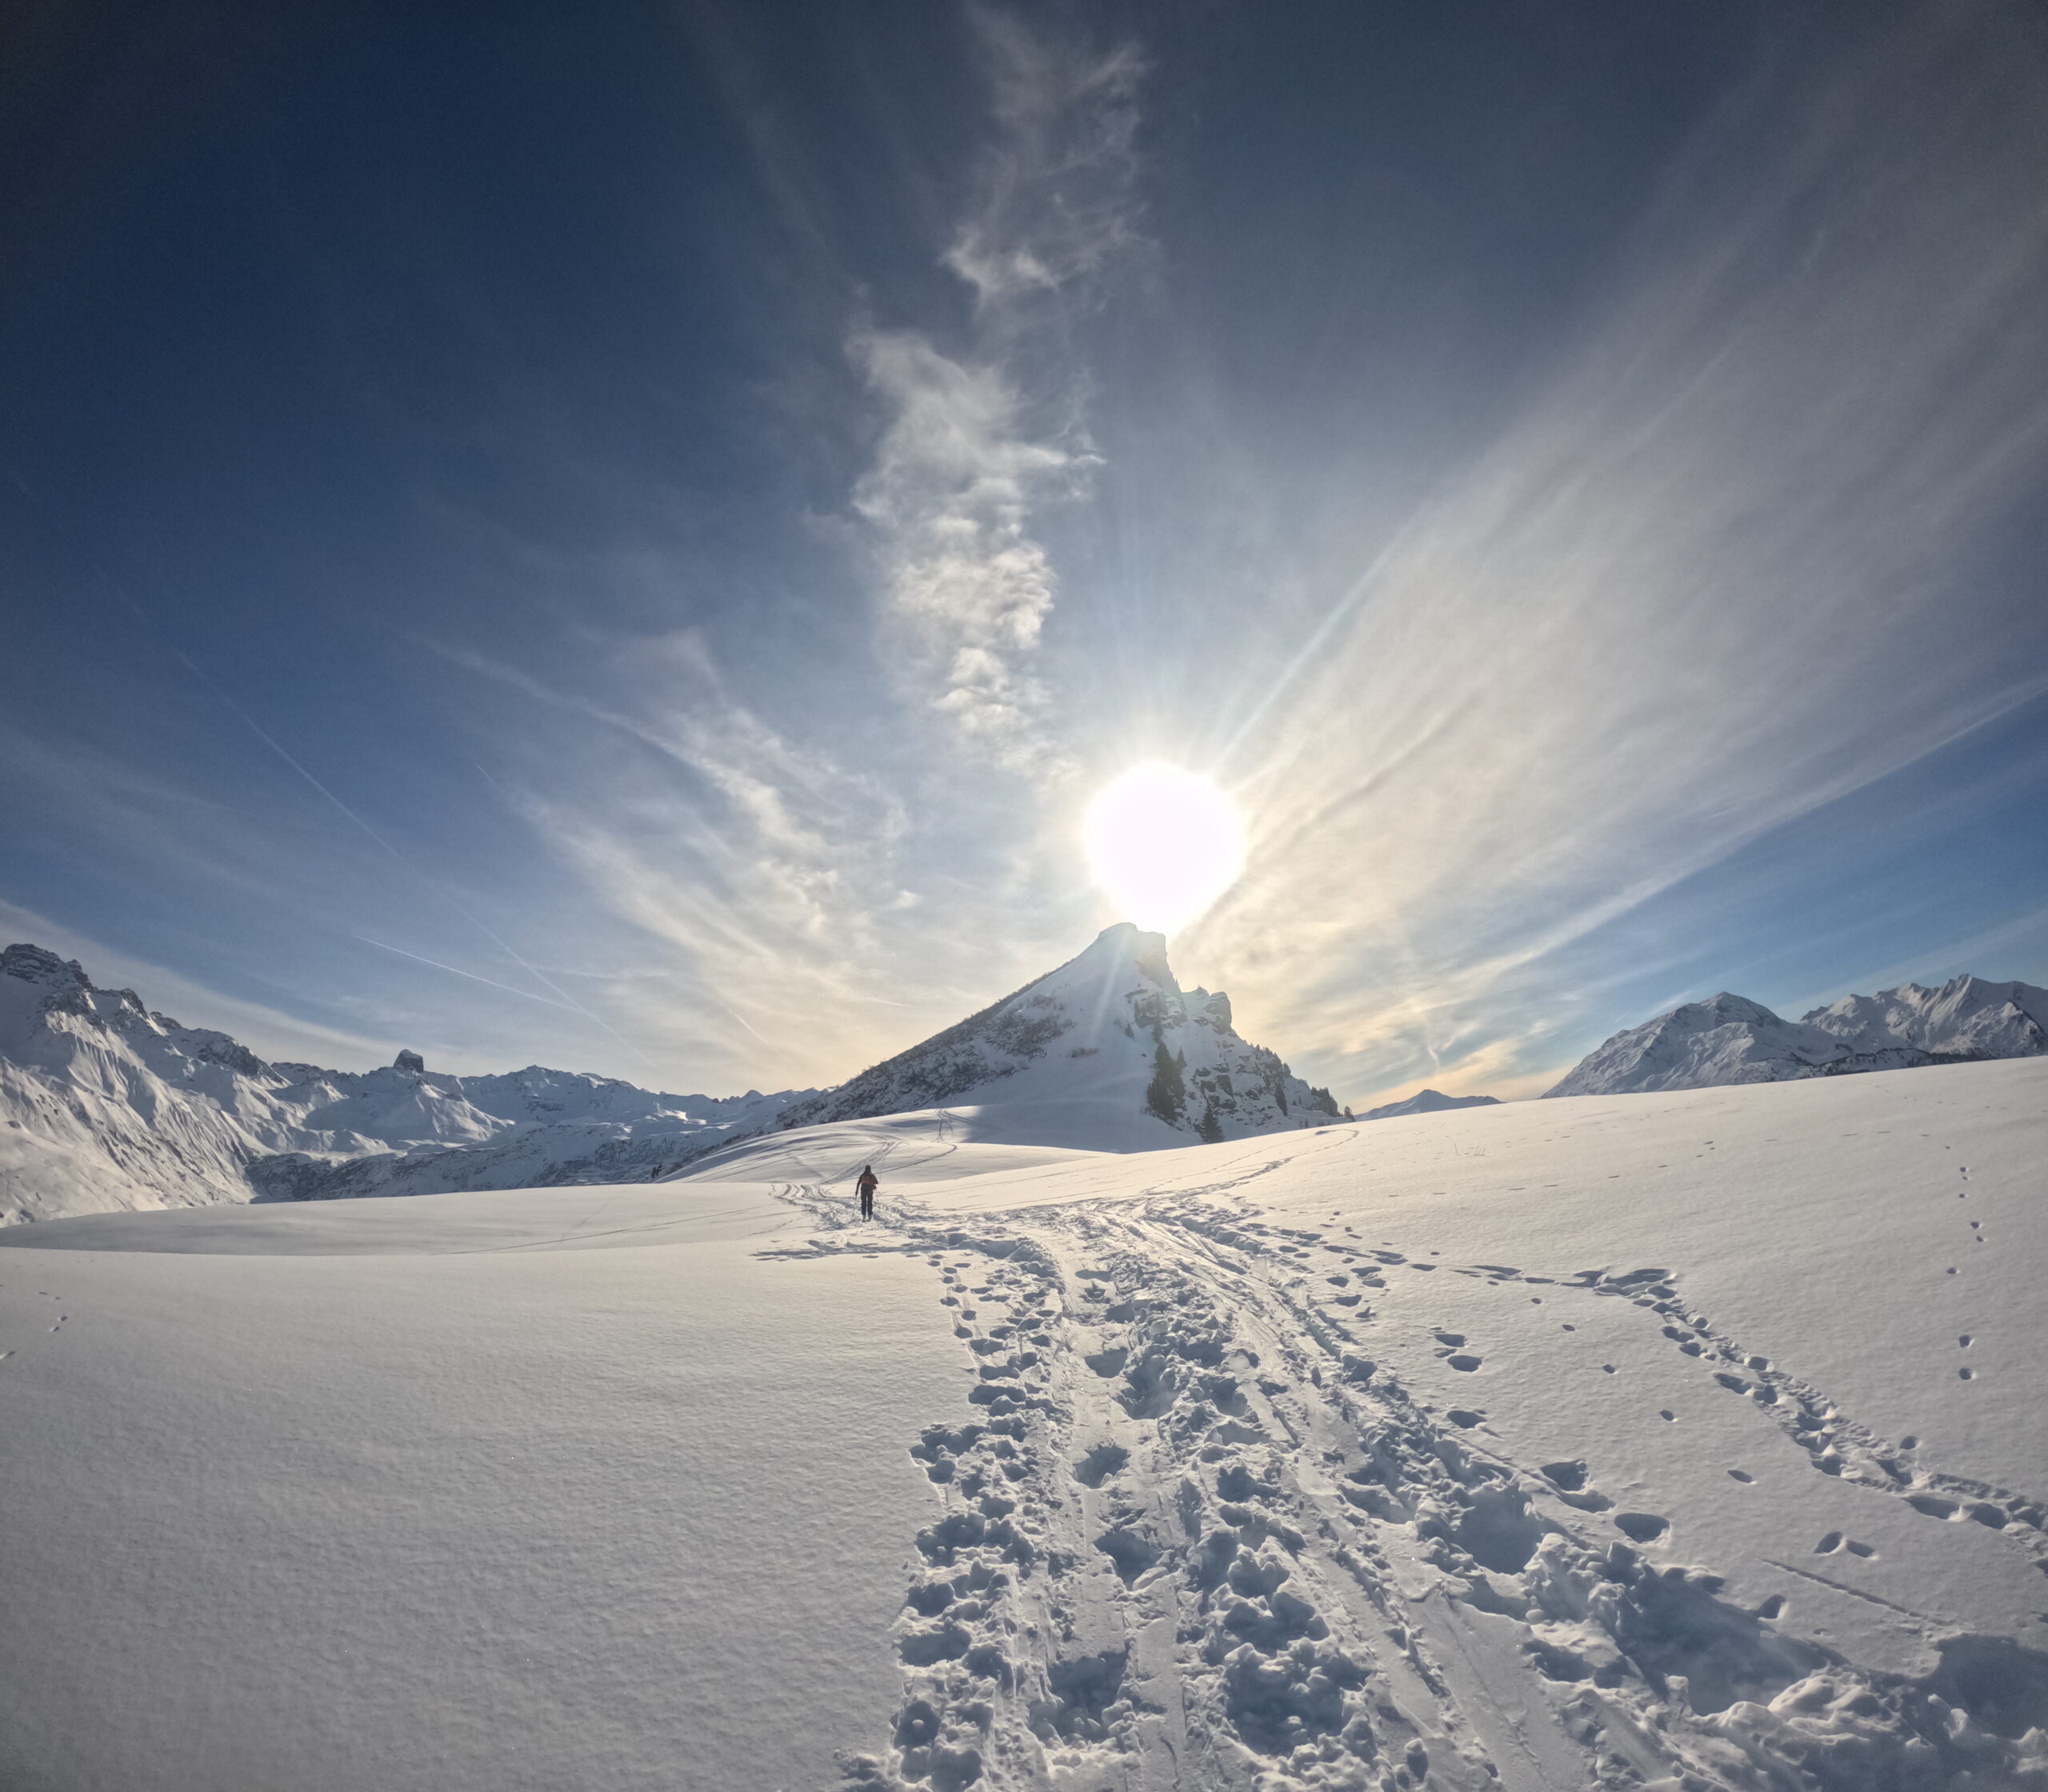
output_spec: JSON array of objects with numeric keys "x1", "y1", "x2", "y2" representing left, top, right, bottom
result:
[
  {"x1": 352, "y1": 936, "x2": 575, "y2": 1009},
  {"x1": 162, "y1": 638, "x2": 658, "y2": 1067},
  {"x1": 8, "y1": 466, "x2": 657, "y2": 1065}
]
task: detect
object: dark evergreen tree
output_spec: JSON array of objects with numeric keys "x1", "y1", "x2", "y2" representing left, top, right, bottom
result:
[
  {"x1": 1146, "y1": 1036, "x2": 1186, "y2": 1125},
  {"x1": 1196, "y1": 1099, "x2": 1223, "y2": 1144}
]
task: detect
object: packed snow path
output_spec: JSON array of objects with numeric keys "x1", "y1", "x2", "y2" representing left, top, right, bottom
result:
[{"x1": 747, "y1": 1063, "x2": 2048, "y2": 1791}]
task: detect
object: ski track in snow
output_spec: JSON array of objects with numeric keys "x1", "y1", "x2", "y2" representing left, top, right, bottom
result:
[{"x1": 763, "y1": 1171, "x2": 2048, "y2": 1792}]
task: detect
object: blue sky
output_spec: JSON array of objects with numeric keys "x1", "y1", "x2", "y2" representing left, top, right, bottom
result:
[{"x1": 3, "y1": 0, "x2": 2045, "y2": 1103}]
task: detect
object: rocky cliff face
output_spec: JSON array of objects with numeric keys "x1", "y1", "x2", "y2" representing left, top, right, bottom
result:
[
  {"x1": 1546, "y1": 974, "x2": 2048, "y2": 1098},
  {"x1": 766, "y1": 923, "x2": 1339, "y2": 1148}
]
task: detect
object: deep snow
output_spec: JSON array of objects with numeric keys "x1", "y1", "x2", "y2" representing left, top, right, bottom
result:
[{"x1": 2, "y1": 1057, "x2": 2043, "y2": 1790}]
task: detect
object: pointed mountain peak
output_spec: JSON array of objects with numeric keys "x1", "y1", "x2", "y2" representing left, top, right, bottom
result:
[
  {"x1": 1357, "y1": 1087, "x2": 1502, "y2": 1122},
  {"x1": 763, "y1": 927, "x2": 1335, "y2": 1148}
]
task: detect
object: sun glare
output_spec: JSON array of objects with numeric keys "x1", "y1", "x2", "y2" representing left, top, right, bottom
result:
[{"x1": 1082, "y1": 764, "x2": 1246, "y2": 936}]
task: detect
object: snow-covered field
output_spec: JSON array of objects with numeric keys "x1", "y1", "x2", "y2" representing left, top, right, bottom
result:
[{"x1": 3, "y1": 1058, "x2": 2043, "y2": 1790}]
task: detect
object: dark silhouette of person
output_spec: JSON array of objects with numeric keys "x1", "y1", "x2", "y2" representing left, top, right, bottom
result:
[{"x1": 856, "y1": 1164, "x2": 878, "y2": 1221}]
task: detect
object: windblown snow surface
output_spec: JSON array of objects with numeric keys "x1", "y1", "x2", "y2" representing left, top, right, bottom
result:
[{"x1": 2, "y1": 1057, "x2": 2044, "y2": 1791}]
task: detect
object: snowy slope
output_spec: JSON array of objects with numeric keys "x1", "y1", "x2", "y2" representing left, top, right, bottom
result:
[
  {"x1": 1357, "y1": 1088, "x2": 1502, "y2": 1122},
  {"x1": 0, "y1": 943, "x2": 810, "y2": 1222},
  {"x1": 4, "y1": 1058, "x2": 2044, "y2": 1790},
  {"x1": 766, "y1": 922, "x2": 1341, "y2": 1152},
  {"x1": 1547, "y1": 974, "x2": 2048, "y2": 1097}
]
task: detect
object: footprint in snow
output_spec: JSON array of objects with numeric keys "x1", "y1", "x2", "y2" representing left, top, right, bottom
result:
[
  {"x1": 1071, "y1": 1443, "x2": 1129, "y2": 1488},
  {"x1": 1614, "y1": 1511, "x2": 1669, "y2": 1543},
  {"x1": 1536, "y1": 1460, "x2": 1613, "y2": 1511},
  {"x1": 1814, "y1": 1533, "x2": 1878, "y2": 1558}
]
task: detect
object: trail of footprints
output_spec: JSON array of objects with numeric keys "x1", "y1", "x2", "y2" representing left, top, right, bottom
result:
[
  {"x1": 1189, "y1": 1212, "x2": 2048, "y2": 1568},
  {"x1": 769, "y1": 1188, "x2": 2048, "y2": 1790},
  {"x1": 802, "y1": 1212, "x2": 1498, "y2": 1790},
  {"x1": 1447, "y1": 1259, "x2": 2048, "y2": 1560}
]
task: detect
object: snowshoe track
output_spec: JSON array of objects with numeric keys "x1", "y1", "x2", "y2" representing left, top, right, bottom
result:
[{"x1": 765, "y1": 1185, "x2": 2048, "y2": 1791}]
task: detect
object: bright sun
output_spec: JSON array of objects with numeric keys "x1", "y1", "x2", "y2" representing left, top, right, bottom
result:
[{"x1": 1082, "y1": 763, "x2": 1246, "y2": 936}]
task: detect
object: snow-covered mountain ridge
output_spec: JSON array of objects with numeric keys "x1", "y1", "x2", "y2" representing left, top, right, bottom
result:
[
  {"x1": 0, "y1": 943, "x2": 810, "y2": 1223},
  {"x1": 1548, "y1": 972, "x2": 2048, "y2": 1097},
  {"x1": 763, "y1": 923, "x2": 1341, "y2": 1151},
  {"x1": 1356, "y1": 1087, "x2": 1502, "y2": 1122},
  {"x1": 0, "y1": 925, "x2": 1333, "y2": 1222}
]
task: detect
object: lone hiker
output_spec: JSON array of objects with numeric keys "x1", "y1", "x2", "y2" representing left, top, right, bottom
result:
[{"x1": 856, "y1": 1164, "x2": 878, "y2": 1222}]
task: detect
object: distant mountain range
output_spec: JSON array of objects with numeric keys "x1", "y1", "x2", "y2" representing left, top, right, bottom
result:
[
  {"x1": 1546, "y1": 974, "x2": 2048, "y2": 1098},
  {"x1": 10, "y1": 926, "x2": 2038, "y2": 1223},
  {"x1": 0, "y1": 925, "x2": 1337, "y2": 1222},
  {"x1": 1355, "y1": 1088, "x2": 1501, "y2": 1122},
  {"x1": 0, "y1": 942, "x2": 810, "y2": 1224}
]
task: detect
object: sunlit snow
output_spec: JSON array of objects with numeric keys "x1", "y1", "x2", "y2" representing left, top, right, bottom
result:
[{"x1": 3, "y1": 1058, "x2": 2043, "y2": 1790}]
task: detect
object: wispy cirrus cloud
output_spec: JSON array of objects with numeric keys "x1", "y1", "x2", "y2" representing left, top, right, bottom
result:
[
  {"x1": 433, "y1": 632, "x2": 997, "y2": 1086},
  {"x1": 850, "y1": 332, "x2": 1086, "y2": 769},
  {"x1": 939, "y1": 10, "x2": 1146, "y2": 310},
  {"x1": 1190, "y1": 0, "x2": 2048, "y2": 1100},
  {"x1": 852, "y1": 7, "x2": 1142, "y2": 771}
]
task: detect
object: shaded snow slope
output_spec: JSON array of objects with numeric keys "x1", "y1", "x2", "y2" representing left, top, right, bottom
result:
[
  {"x1": 6, "y1": 1058, "x2": 2044, "y2": 1790},
  {"x1": 766, "y1": 922, "x2": 1340, "y2": 1153},
  {"x1": 672, "y1": 1106, "x2": 1110, "y2": 1190},
  {"x1": 0, "y1": 942, "x2": 810, "y2": 1222},
  {"x1": 1356, "y1": 1087, "x2": 1503, "y2": 1122},
  {"x1": 1548, "y1": 973, "x2": 2048, "y2": 1097}
]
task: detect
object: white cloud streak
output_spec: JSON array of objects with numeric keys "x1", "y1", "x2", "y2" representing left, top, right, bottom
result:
[
  {"x1": 851, "y1": 7, "x2": 1142, "y2": 770},
  {"x1": 434, "y1": 634, "x2": 963, "y2": 1087},
  {"x1": 1192, "y1": 1, "x2": 2048, "y2": 1098}
]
